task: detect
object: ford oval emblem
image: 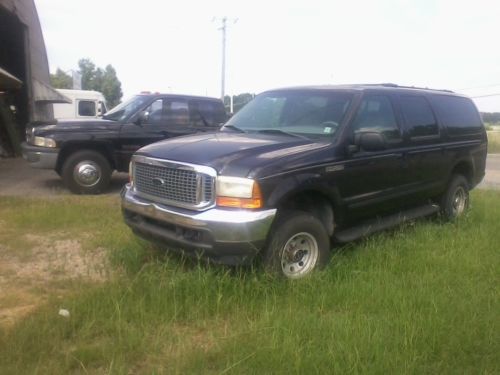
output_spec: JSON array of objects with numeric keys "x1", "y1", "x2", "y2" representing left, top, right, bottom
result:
[{"x1": 152, "y1": 177, "x2": 166, "y2": 186}]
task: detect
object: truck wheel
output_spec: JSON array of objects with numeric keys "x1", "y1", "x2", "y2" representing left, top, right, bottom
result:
[
  {"x1": 440, "y1": 174, "x2": 469, "y2": 220},
  {"x1": 61, "y1": 150, "x2": 112, "y2": 194},
  {"x1": 263, "y1": 211, "x2": 330, "y2": 279}
]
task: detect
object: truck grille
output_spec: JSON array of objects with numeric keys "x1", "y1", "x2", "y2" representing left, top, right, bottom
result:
[{"x1": 133, "y1": 161, "x2": 215, "y2": 209}]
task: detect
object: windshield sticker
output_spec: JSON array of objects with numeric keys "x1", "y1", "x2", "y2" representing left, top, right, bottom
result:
[{"x1": 324, "y1": 127, "x2": 332, "y2": 133}]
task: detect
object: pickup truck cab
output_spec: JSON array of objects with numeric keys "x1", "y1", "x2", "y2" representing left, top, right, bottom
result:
[
  {"x1": 121, "y1": 85, "x2": 487, "y2": 278},
  {"x1": 21, "y1": 93, "x2": 226, "y2": 193}
]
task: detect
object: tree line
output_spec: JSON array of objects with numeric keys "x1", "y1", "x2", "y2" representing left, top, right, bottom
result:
[
  {"x1": 50, "y1": 59, "x2": 123, "y2": 108},
  {"x1": 224, "y1": 93, "x2": 254, "y2": 113},
  {"x1": 481, "y1": 112, "x2": 500, "y2": 124}
]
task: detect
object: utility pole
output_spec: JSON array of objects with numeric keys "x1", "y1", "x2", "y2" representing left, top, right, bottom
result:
[
  {"x1": 220, "y1": 17, "x2": 227, "y2": 101},
  {"x1": 215, "y1": 17, "x2": 237, "y2": 102}
]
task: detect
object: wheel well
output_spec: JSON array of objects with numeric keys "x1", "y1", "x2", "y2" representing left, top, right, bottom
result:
[
  {"x1": 276, "y1": 191, "x2": 335, "y2": 236},
  {"x1": 451, "y1": 161, "x2": 473, "y2": 187},
  {"x1": 56, "y1": 143, "x2": 115, "y2": 174}
]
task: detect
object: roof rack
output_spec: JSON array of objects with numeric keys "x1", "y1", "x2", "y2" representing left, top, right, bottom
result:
[{"x1": 364, "y1": 83, "x2": 454, "y2": 93}]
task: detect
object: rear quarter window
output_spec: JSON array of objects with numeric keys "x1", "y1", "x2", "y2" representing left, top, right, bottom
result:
[
  {"x1": 190, "y1": 100, "x2": 227, "y2": 126},
  {"x1": 431, "y1": 95, "x2": 482, "y2": 136}
]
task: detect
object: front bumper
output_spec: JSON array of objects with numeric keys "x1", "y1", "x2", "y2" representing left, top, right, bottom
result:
[
  {"x1": 121, "y1": 184, "x2": 276, "y2": 265},
  {"x1": 21, "y1": 142, "x2": 59, "y2": 169}
]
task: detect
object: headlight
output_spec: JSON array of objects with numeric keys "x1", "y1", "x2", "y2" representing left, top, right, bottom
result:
[
  {"x1": 33, "y1": 136, "x2": 56, "y2": 148},
  {"x1": 216, "y1": 176, "x2": 263, "y2": 209}
]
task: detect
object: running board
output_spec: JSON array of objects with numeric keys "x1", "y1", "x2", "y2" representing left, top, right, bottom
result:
[{"x1": 334, "y1": 204, "x2": 440, "y2": 243}]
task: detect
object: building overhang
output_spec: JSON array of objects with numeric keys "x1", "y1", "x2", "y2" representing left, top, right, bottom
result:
[
  {"x1": 32, "y1": 79, "x2": 71, "y2": 103},
  {"x1": 0, "y1": 66, "x2": 22, "y2": 90}
]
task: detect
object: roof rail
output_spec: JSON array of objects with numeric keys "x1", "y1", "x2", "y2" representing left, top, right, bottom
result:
[{"x1": 364, "y1": 83, "x2": 454, "y2": 93}]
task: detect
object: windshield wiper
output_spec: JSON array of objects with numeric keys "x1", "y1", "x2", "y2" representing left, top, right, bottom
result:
[
  {"x1": 222, "y1": 125, "x2": 245, "y2": 133},
  {"x1": 254, "y1": 129, "x2": 309, "y2": 139}
]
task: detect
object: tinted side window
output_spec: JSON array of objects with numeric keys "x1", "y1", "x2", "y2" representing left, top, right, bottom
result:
[
  {"x1": 351, "y1": 95, "x2": 401, "y2": 142},
  {"x1": 165, "y1": 100, "x2": 189, "y2": 126},
  {"x1": 432, "y1": 95, "x2": 482, "y2": 136},
  {"x1": 400, "y1": 96, "x2": 438, "y2": 137},
  {"x1": 143, "y1": 99, "x2": 164, "y2": 125},
  {"x1": 190, "y1": 100, "x2": 226, "y2": 127},
  {"x1": 78, "y1": 100, "x2": 96, "y2": 116}
]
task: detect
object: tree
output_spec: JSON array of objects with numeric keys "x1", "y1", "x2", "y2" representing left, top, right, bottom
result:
[
  {"x1": 101, "y1": 65, "x2": 123, "y2": 108},
  {"x1": 50, "y1": 68, "x2": 72, "y2": 89},
  {"x1": 78, "y1": 58, "x2": 123, "y2": 107}
]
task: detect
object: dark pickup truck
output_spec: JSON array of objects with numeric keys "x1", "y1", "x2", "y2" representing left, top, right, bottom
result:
[
  {"x1": 21, "y1": 93, "x2": 226, "y2": 193},
  {"x1": 121, "y1": 84, "x2": 487, "y2": 279}
]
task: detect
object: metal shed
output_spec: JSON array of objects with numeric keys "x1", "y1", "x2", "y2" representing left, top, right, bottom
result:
[{"x1": 0, "y1": 0, "x2": 68, "y2": 156}]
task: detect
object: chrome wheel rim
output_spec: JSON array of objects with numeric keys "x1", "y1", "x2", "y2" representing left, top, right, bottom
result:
[
  {"x1": 281, "y1": 232, "x2": 319, "y2": 279},
  {"x1": 73, "y1": 161, "x2": 101, "y2": 187},
  {"x1": 452, "y1": 186, "x2": 467, "y2": 216}
]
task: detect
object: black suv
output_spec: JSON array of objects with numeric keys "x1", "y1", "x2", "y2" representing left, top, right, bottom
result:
[
  {"x1": 121, "y1": 85, "x2": 487, "y2": 278},
  {"x1": 21, "y1": 93, "x2": 226, "y2": 193}
]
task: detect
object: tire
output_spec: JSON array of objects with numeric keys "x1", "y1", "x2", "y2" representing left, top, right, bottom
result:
[
  {"x1": 440, "y1": 174, "x2": 469, "y2": 221},
  {"x1": 263, "y1": 211, "x2": 331, "y2": 279},
  {"x1": 61, "y1": 150, "x2": 112, "y2": 194}
]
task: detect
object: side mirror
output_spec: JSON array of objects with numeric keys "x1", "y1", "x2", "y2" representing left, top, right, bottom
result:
[
  {"x1": 135, "y1": 110, "x2": 149, "y2": 126},
  {"x1": 357, "y1": 132, "x2": 387, "y2": 152}
]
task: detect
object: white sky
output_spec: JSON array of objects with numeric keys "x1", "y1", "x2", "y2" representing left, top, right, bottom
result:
[{"x1": 35, "y1": 0, "x2": 500, "y2": 112}]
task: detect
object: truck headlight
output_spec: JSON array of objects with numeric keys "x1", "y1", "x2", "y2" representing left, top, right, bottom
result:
[
  {"x1": 216, "y1": 176, "x2": 263, "y2": 209},
  {"x1": 33, "y1": 136, "x2": 56, "y2": 148}
]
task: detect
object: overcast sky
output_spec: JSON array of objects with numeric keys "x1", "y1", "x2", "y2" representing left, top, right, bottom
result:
[{"x1": 35, "y1": 0, "x2": 500, "y2": 111}]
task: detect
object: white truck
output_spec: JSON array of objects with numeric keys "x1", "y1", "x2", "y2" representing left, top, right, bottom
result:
[{"x1": 53, "y1": 89, "x2": 108, "y2": 120}]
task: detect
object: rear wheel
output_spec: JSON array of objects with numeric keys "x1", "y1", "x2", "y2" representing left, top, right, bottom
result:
[
  {"x1": 263, "y1": 211, "x2": 330, "y2": 279},
  {"x1": 440, "y1": 174, "x2": 469, "y2": 220},
  {"x1": 61, "y1": 150, "x2": 112, "y2": 194}
]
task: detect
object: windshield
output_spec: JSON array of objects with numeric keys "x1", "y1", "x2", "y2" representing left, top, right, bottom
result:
[
  {"x1": 224, "y1": 90, "x2": 353, "y2": 138},
  {"x1": 103, "y1": 95, "x2": 150, "y2": 121}
]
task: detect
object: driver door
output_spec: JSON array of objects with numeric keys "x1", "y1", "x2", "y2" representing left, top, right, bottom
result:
[{"x1": 335, "y1": 94, "x2": 408, "y2": 220}]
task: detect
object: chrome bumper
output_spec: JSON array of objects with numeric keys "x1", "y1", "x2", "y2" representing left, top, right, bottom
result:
[
  {"x1": 21, "y1": 142, "x2": 59, "y2": 169},
  {"x1": 121, "y1": 184, "x2": 276, "y2": 264}
]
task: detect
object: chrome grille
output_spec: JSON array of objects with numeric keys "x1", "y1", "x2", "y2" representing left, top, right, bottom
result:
[{"x1": 133, "y1": 159, "x2": 215, "y2": 209}]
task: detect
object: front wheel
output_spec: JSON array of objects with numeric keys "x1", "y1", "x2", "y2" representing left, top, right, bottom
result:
[
  {"x1": 263, "y1": 211, "x2": 330, "y2": 279},
  {"x1": 61, "y1": 150, "x2": 112, "y2": 194}
]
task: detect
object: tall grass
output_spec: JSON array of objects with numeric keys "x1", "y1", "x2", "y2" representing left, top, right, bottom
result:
[
  {"x1": 0, "y1": 191, "x2": 498, "y2": 374},
  {"x1": 488, "y1": 131, "x2": 500, "y2": 153}
]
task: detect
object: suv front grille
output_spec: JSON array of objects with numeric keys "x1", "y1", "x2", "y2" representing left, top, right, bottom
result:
[{"x1": 133, "y1": 159, "x2": 215, "y2": 209}]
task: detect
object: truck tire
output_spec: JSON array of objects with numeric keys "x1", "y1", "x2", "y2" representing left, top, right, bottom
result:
[
  {"x1": 263, "y1": 211, "x2": 330, "y2": 279},
  {"x1": 61, "y1": 150, "x2": 112, "y2": 194},
  {"x1": 440, "y1": 174, "x2": 469, "y2": 221}
]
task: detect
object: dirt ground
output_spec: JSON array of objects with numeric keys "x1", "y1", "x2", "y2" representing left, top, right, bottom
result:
[
  {"x1": 0, "y1": 232, "x2": 109, "y2": 327},
  {"x1": 0, "y1": 157, "x2": 128, "y2": 197}
]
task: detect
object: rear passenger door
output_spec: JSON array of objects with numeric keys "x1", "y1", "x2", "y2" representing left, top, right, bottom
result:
[
  {"x1": 397, "y1": 95, "x2": 447, "y2": 198},
  {"x1": 338, "y1": 94, "x2": 407, "y2": 218}
]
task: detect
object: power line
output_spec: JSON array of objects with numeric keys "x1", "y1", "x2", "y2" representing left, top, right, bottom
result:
[
  {"x1": 470, "y1": 93, "x2": 500, "y2": 99},
  {"x1": 457, "y1": 83, "x2": 500, "y2": 91}
]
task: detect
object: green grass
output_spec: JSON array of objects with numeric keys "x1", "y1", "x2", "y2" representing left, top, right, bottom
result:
[
  {"x1": 0, "y1": 191, "x2": 499, "y2": 374},
  {"x1": 488, "y1": 131, "x2": 500, "y2": 153}
]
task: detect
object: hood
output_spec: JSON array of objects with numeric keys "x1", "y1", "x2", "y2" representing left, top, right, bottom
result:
[
  {"x1": 136, "y1": 132, "x2": 330, "y2": 177},
  {"x1": 33, "y1": 118, "x2": 121, "y2": 134}
]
